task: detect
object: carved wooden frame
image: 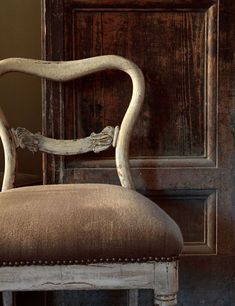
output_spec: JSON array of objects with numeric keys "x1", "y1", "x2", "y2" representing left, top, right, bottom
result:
[
  {"x1": 0, "y1": 55, "x2": 145, "y2": 191},
  {"x1": 1, "y1": 261, "x2": 179, "y2": 306},
  {"x1": 0, "y1": 55, "x2": 180, "y2": 306}
]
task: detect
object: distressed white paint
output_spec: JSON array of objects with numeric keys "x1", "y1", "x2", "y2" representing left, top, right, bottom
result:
[
  {"x1": 11, "y1": 126, "x2": 117, "y2": 155},
  {"x1": 2, "y1": 292, "x2": 13, "y2": 306},
  {"x1": 0, "y1": 55, "x2": 145, "y2": 190},
  {"x1": 0, "y1": 107, "x2": 16, "y2": 192},
  {"x1": 0, "y1": 262, "x2": 178, "y2": 306},
  {"x1": 128, "y1": 289, "x2": 139, "y2": 306},
  {"x1": 0, "y1": 56, "x2": 178, "y2": 306}
]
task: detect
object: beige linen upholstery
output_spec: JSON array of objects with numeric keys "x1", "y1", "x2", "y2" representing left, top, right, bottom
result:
[{"x1": 0, "y1": 184, "x2": 183, "y2": 265}]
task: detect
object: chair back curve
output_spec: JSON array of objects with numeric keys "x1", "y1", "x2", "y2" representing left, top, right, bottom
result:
[{"x1": 0, "y1": 55, "x2": 145, "y2": 192}]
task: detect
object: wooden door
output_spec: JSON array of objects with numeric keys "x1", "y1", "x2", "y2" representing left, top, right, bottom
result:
[{"x1": 28, "y1": 0, "x2": 235, "y2": 305}]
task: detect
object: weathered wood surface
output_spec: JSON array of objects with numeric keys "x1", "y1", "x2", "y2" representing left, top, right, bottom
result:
[
  {"x1": 0, "y1": 107, "x2": 16, "y2": 192},
  {"x1": 0, "y1": 262, "x2": 178, "y2": 306},
  {"x1": 2, "y1": 292, "x2": 13, "y2": 306},
  {"x1": 11, "y1": 126, "x2": 117, "y2": 154},
  {"x1": 43, "y1": 0, "x2": 220, "y2": 255},
  {"x1": 42, "y1": 0, "x2": 235, "y2": 305},
  {"x1": 0, "y1": 263, "x2": 155, "y2": 291},
  {"x1": 13, "y1": 256, "x2": 235, "y2": 306}
]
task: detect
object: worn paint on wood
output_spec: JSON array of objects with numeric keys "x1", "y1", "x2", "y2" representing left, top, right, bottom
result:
[
  {"x1": 0, "y1": 55, "x2": 145, "y2": 190},
  {"x1": 40, "y1": 0, "x2": 235, "y2": 305}
]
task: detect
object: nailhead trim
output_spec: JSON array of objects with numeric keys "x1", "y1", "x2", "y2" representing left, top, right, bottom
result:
[{"x1": 0, "y1": 256, "x2": 179, "y2": 267}]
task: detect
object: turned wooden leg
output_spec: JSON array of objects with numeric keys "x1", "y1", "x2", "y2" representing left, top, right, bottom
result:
[
  {"x1": 127, "y1": 289, "x2": 138, "y2": 306},
  {"x1": 2, "y1": 291, "x2": 13, "y2": 306},
  {"x1": 154, "y1": 261, "x2": 179, "y2": 306},
  {"x1": 154, "y1": 293, "x2": 177, "y2": 306}
]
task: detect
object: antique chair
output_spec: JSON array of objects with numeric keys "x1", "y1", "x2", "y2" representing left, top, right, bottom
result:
[{"x1": 0, "y1": 55, "x2": 183, "y2": 306}]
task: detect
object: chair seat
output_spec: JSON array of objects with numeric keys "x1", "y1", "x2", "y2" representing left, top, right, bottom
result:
[{"x1": 0, "y1": 184, "x2": 183, "y2": 266}]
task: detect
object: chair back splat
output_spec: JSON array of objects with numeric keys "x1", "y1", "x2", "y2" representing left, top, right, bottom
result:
[{"x1": 0, "y1": 55, "x2": 145, "y2": 191}]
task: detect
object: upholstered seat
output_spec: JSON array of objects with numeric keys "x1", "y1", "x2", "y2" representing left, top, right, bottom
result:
[
  {"x1": 0, "y1": 56, "x2": 183, "y2": 305},
  {"x1": 0, "y1": 184, "x2": 183, "y2": 266}
]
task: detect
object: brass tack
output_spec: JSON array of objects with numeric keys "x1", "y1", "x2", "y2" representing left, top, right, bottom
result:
[
  {"x1": 137, "y1": 258, "x2": 141, "y2": 262},
  {"x1": 118, "y1": 258, "x2": 122, "y2": 262},
  {"x1": 2, "y1": 262, "x2": 6, "y2": 266},
  {"x1": 8, "y1": 262, "x2": 13, "y2": 266},
  {"x1": 87, "y1": 259, "x2": 91, "y2": 263},
  {"x1": 99, "y1": 258, "x2": 104, "y2": 262},
  {"x1": 74, "y1": 260, "x2": 79, "y2": 264},
  {"x1": 167, "y1": 257, "x2": 171, "y2": 262},
  {"x1": 93, "y1": 259, "x2": 97, "y2": 263},
  {"x1": 105, "y1": 258, "x2": 109, "y2": 262},
  {"x1": 38, "y1": 260, "x2": 42, "y2": 264},
  {"x1": 142, "y1": 257, "x2": 147, "y2": 261}
]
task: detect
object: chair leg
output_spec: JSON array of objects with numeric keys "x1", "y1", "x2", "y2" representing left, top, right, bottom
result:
[
  {"x1": 154, "y1": 293, "x2": 177, "y2": 306},
  {"x1": 127, "y1": 289, "x2": 138, "y2": 306},
  {"x1": 153, "y1": 261, "x2": 179, "y2": 306},
  {"x1": 2, "y1": 291, "x2": 13, "y2": 306}
]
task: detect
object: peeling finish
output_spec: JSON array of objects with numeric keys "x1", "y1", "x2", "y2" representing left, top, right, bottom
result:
[
  {"x1": 11, "y1": 125, "x2": 115, "y2": 155},
  {"x1": 0, "y1": 55, "x2": 145, "y2": 191}
]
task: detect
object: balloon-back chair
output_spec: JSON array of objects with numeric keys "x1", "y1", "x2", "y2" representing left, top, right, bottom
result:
[{"x1": 0, "y1": 55, "x2": 183, "y2": 306}]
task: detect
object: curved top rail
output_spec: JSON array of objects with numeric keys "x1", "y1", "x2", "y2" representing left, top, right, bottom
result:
[{"x1": 0, "y1": 55, "x2": 145, "y2": 190}]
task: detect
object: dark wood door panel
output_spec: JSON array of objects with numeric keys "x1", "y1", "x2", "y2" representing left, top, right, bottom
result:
[
  {"x1": 43, "y1": 0, "x2": 226, "y2": 256},
  {"x1": 65, "y1": 0, "x2": 216, "y2": 10},
  {"x1": 149, "y1": 189, "x2": 216, "y2": 254},
  {"x1": 62, "y1": 4, "x2": 217, "y2": 165},
  {"x1": 42, "y1": 0, "x2": 235, "y2": 304},
  {"x1": 71, "y1": 10, "x2": 206, "y2": 159}
]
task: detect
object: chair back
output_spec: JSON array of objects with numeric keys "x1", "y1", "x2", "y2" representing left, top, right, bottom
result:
[{"x1": 0, "y1": 55, "x2": 145, "y2": 191}]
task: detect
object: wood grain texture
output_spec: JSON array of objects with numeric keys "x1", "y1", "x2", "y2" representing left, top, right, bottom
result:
[
  {"x1": 40, "y1": 0, "x2": 235, "y2": 304},
  {"x1": 1, "y1": 262, "x2": 178, "y2": 306},
  {"x1": 43, "y1": 0, "x2": 220, "y2": 254},
  {"x1": 68, "y1": 10, "x2": 206, "y2": 158},
  {"x1": 0, "y1": 262, "x2": 177, "y2": 291},
  {"x1": 65, "y1": 0, "x2": 216, "y2": 9}
]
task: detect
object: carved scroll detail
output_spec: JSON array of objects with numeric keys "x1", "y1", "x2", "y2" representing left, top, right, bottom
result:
[
  {"x1": 11, "y1": 126, "x2": 119, "y2": 155},
  {"x1": 11, "y1": 127, "x2": 40, "y2": 153},
  {"x1": 89, "y1": 126, "x2": 113, "y2": 153},
  {"x1": 0, "y1": 55, "x2": 145, "y2": 189}
]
